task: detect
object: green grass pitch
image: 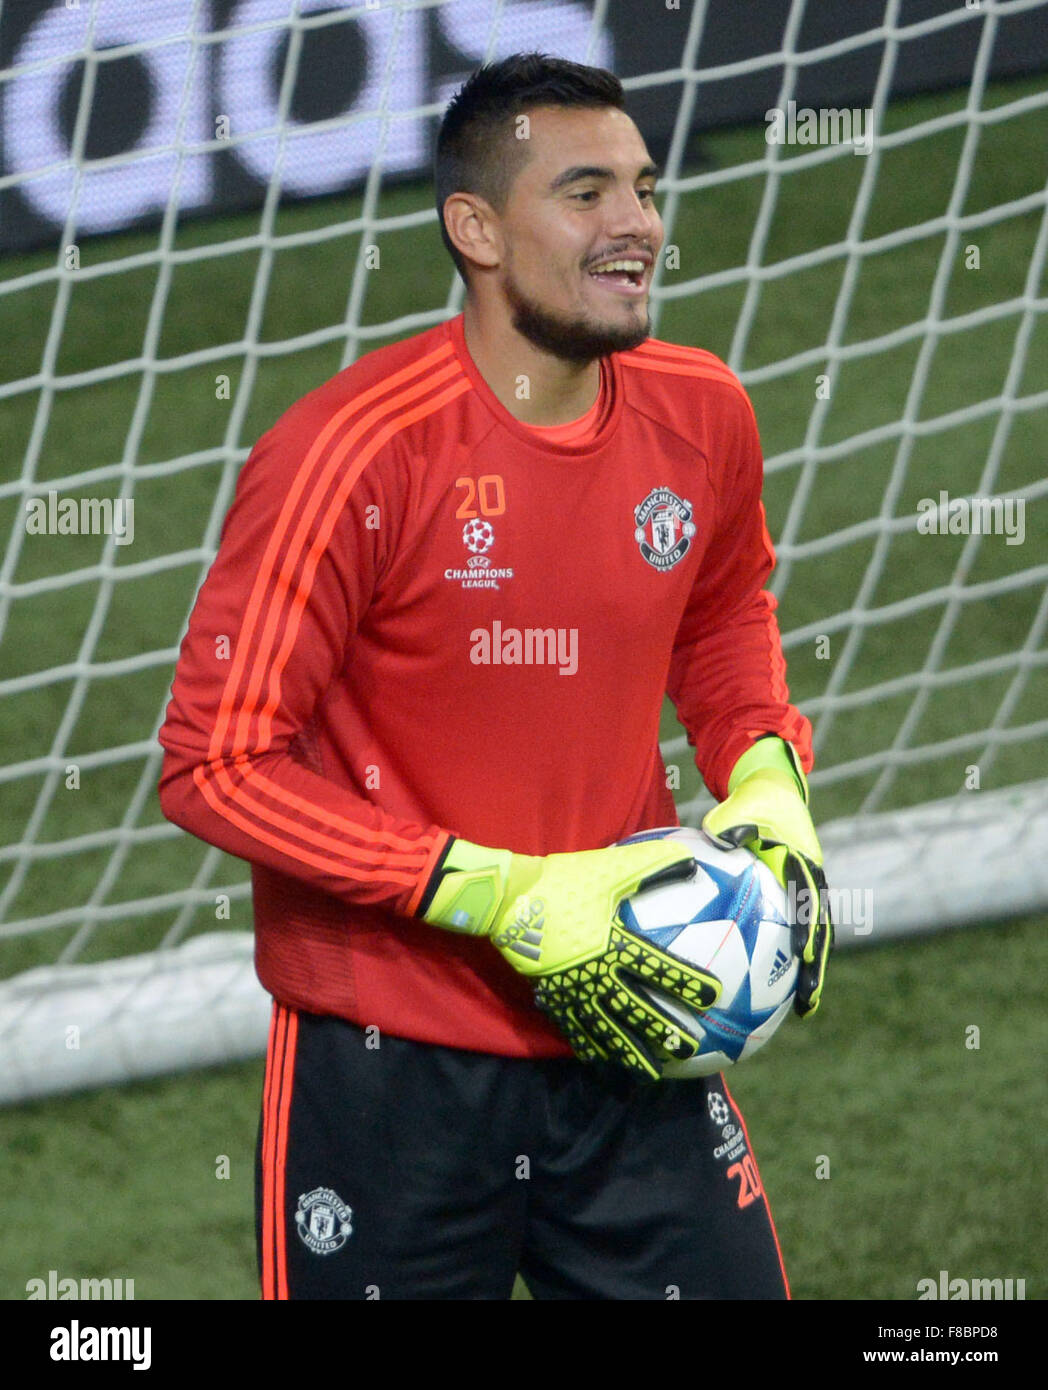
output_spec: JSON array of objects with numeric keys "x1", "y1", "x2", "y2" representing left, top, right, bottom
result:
[
  {"x1": 1, "y1": 913, "x2": 1045, "y2": 1300},
  {"x1": 0, "y1": 77, "x2": 1045, "y2": 1299}
]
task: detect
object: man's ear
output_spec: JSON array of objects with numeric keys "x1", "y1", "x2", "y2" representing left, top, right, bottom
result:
[{"x1": 442, "y1": 192, "x2": 502, "y2": 274}]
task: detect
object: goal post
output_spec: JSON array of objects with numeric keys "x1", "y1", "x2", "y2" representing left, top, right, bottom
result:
[{"x1": 2, "y1": 0, "x2": 1047, "y2": 1102}]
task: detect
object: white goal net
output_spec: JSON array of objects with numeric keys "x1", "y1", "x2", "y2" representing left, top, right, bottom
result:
[{"x1": 1, "y1": 0, "x2": 1046, "y2": 1102}]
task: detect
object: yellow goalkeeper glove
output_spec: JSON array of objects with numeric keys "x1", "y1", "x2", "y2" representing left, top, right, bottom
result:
[
  {"x1": 702, "y1": 737, "x2": 832, "y2": 1017},
  {"x1": 419, "y1": 837, "x2": 721, "y2": 1079}
]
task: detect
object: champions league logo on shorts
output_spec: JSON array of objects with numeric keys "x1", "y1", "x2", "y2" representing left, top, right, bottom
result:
[
  {"x1": 295, "y1": 1187, "x2": 353, "y2": 1255},
  {"x1": 634, "y1": 488, "x2": 696, "y2": 571},
  {"x1": 707, "y1": 1091, "x2": 730, "y2": 1128}
]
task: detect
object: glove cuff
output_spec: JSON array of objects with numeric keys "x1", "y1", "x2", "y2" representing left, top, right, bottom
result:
[
  {"x1": 419, "y1": 837, "x2": 514, "y2": 936},
  {"x1": 728, "y1": 736, "x2": 809, "y2": 805}
]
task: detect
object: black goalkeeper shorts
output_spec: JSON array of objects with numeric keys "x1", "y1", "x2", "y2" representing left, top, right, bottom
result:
[{"x1": 256, "y1": 1003, "x2": 790, "y2": 1300}]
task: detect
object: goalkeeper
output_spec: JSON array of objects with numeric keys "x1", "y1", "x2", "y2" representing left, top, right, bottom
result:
[{"x1": 159, "y1": 53, "x2": 830, "y2": 1301}]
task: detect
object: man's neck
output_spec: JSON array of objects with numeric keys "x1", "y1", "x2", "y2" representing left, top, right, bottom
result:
[{"x1": 462, "y1": 298, "x2": 601, "y2": 427}]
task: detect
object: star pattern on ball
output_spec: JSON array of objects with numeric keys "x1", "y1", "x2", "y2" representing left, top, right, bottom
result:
[{"x1": 639, "y1": 860, "x2": 770, "y2": 953}]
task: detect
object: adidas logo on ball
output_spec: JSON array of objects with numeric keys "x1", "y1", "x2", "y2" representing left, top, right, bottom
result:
[{"x1": 767, "y1": 948, "x2": 792, "y2": 987}]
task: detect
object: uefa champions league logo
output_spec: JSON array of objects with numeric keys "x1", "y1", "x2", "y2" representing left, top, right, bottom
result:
[
  {"x1": 463, "y1": 518, "x2": 495, "y2": 554},
  {"x1": 707, "y1": 1091, "x2": 730, "y2": 1127},
  {"x1": 445, "y1": 517, "x2": 514, "y2": 591}
]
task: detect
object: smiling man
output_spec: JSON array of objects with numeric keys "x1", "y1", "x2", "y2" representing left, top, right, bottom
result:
[{"x1": 158, "y1": 53, "x2": 830, "y2": 1301}]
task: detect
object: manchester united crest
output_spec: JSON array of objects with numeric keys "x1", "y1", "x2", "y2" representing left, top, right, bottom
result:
[
  {"x1": 295, "y1": 1186, "x2": 353, "y2": 1255},
  {"x1": 634, "y1": 488, "x2": 696, "y2": 571}
]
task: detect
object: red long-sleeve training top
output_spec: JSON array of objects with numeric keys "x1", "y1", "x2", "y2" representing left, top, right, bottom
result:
[{"x1": 158, "y1": 312, "x2": 812, "y2": 1056}]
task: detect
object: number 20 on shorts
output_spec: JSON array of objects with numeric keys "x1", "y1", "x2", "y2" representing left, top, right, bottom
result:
[{"x1": 726, "y1": 1154, "x2": 763, "y2": 1209}]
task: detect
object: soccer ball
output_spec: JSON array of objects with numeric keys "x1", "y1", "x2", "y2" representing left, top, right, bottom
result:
[{"x1": 617, "y1": 825, "x2": 798, "y2": 1077}]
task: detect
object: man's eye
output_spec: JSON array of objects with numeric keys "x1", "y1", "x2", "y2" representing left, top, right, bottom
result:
[
  {"x1": 638, "y1": 187, "x2": 656, "y2": 201},
  {"x1": 572, "y1": 190, "x2": 599, "y2": 202}
]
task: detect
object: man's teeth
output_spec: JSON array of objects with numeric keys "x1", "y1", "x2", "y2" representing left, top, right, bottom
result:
[{"x1": 590, "y1": 260, "x2": 645, "y2": 274}]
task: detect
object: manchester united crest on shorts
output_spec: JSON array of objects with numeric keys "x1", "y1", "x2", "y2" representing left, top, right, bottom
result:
[
  {"x1": 634, "y1": 488, "x2": 696, "y2": 571},
  {"x1": 295, "y1": 1186, "x2": 353, "y2": 1255}
]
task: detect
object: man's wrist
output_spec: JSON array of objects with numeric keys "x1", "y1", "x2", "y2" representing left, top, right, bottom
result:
[
  {"x1": 419, "y1": 837, "x2": 515, "y2": 934},
  {"x1": 727, "y1": 735, "x2": 808, "y2": 804}
]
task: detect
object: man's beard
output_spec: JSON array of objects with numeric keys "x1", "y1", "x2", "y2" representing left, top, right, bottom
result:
[{"x1": 504, "y1": 272, "x2": 651, "y2": 363}]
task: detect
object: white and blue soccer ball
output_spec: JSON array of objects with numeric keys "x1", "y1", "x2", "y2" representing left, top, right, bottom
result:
[{"x1": 617, "y1": 825, "x2": 798, "y2": 1078}]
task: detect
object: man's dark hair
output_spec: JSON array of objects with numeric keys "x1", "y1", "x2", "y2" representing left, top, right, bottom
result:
[{"x1": 435, "y1": 53, "x2": 625, "y2": 281}]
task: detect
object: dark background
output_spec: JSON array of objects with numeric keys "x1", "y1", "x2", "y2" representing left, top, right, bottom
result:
[{"x1": 2, "y1": 0, "x2": 1046, "y2": 251}]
